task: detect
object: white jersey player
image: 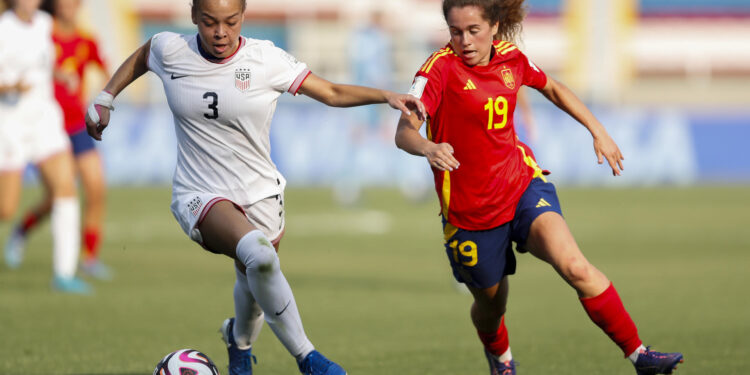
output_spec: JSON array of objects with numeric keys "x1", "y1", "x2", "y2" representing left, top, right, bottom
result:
[
  {"x1": 0, "y1": 0, "x2": 87, "y2": 294},
  {"x1": 84, "y1": 1, "x2": 425, "y2": 374},
  {"x1": 146, "y1": 31, "x2": 304, "y2": 244}
]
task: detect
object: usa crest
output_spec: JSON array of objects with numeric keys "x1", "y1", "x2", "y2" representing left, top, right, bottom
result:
[
  {"x1": 235, "y1": 68, "x2": 252, "y2": 92},
  {"x1": 188, "y1": 196, "x2": 203, "y2": 218},
  {"x1": 501, "y1": 68, "x2": 515, "y2": 90}
]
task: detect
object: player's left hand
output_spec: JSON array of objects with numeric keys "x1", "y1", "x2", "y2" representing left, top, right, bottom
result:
[
  {"x1": 593, "y1": 134, "x2": 624, "y2": 176},
  {"x1": 386, "y1": 92, "x2": 427, "y2": 122}
]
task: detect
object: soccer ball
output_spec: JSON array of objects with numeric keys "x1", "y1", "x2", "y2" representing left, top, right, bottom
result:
[{"x1": 153, "y1": 349, "x2": 220, "y2": 375}]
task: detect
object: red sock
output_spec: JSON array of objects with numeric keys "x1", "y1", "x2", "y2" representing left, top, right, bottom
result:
[
  {"x1": 477, "y1": 316, "x2": 510, "y2": 356},
  {"x1": 83, "y1": 228, "x2": 101, "y2": 260},
  {"x1": 20, "y1": 212, "x2": 40, "y2": 234},
  {"x1": 580, "y1": 283, "x2": 642, "y2": 356}
]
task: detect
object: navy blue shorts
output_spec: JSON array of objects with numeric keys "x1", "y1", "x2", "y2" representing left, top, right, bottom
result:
[
  {"x1": 442, "y1": 178, "x2": 563, "y2": 289},
  {"x1": 69, "y1": 128, "x2": 96, "y2": 156}
]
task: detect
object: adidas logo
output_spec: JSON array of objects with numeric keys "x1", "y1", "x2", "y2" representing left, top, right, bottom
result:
[
  {"x1": 463, "y1": 79, "x2": 477, "y2": 90},
  {"x1": 536, "y1": 198, "x2": 551, "y2": 208}
]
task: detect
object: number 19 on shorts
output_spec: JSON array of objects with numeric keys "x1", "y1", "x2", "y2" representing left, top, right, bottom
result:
[{"x1": 449, "y1": 239, "x2": 478, "y2": 267}]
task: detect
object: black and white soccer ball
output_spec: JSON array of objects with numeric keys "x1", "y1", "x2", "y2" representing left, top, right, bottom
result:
[{"x1": 153, "y1": 349, "x2": 220, "y2": 375}]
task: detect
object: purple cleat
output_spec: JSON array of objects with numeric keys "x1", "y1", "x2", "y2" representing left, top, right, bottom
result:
[
  {"x1": 484, "y1": 349, "x2": 516, "y2": 375},
  {"x1": 633, "y1": 346, "x2": 684, "y2": 375}
]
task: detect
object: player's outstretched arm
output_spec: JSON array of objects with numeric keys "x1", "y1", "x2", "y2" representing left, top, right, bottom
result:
[
  {"x1": 297, "y1": 73, "x2": 426, "y2": 121},
  {"x1": 538, "y1": 77, "x2": 624, "y2": 176},
  {"x1": 85, "y1": 39, "x2": 152, "y2": 141},
  {"x1": 395, "y1": 112, "x2": 459, "y2": 172}
]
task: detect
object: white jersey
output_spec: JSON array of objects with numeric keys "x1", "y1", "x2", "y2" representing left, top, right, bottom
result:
[
  {"x1": 0, "y1": 10, "x2": 67, "y2": 172},
  {"x1": 0, "y1": 10, "x2": 57, "y2": 114},
  {"x1": 148, "y1": 32, "x2": 310, "y2": 206}
]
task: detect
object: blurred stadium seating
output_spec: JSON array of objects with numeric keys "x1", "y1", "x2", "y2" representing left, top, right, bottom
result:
[{"x1": 72, "y1": 0, "x2": 749, "y2": 186}]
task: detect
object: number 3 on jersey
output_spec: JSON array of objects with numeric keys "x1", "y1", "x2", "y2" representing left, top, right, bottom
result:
[
  {"x1": 484, "y1": 96, "x2": 508, "y2": 130},
  {"x1": 203, "y1": 92, "x2": 219, "y2": 119}
]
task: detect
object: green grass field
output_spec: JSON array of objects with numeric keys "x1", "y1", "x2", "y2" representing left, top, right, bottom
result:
[{"x1": 1, "y1": 186, "x2": 748, "y2": 375}]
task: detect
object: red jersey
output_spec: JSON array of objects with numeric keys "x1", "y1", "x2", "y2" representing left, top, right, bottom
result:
[
  {"x1": 412, "y1": 41, "x2": 548, "y2": 230},
  {"x1": 52, "y1": 26, "x2": 106, "y2": 134}
]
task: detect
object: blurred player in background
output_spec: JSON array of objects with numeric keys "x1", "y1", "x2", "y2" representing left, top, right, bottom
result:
[
  {"x1": 0, "y1": 0, "x2": 88, "y2": 293},
  {"x1": 333, "y1": 10, "x2": 394, "y2": 205},
  {"x1": 6, "y1": 0, "x2": 112, "y2": 280},
  {"x1": 515, "y1": 88, "x2": 537, "y2": 143},
  {"x1": 84, "y1": 0, "x2": 425, "y2": 374},
  {"x1": 395, "y1": 1, "x2": 683, "y2": 374}
]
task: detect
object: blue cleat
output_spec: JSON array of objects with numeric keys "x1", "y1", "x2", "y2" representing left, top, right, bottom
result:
[
  {"x1": 52, "y1": 276, "x2": 92, "y2": 294},
  {"x1": 484, "y1": 349, "x2": 516, "y2": 375},
  {"x1": 297, "y1": 350, "x2": 346, "y2": 375},
  {"x1": 4, "y1": 228, "x2": 26, "y2": 269},
  {"x1": 220, "y1": 317, "x2": 256, "y2": 375},
  {"x1": 633, "y1": 346, "x2": 684, "y2": 375}
]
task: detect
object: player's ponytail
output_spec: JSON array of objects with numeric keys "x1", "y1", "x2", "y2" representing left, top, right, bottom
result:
[
  {"x1": 493, "y1": 0, "x2": 527, "y2": 43},
  {"x1": 442, "y1": 0, "x2": 527, "y2": 43}
]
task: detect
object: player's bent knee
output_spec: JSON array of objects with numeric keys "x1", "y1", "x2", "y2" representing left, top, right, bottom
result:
[
  {"x1": 561, "y1": 257, "x2": 593, "y2": 285},
  {"x1": 236, "y1": 230, "x2": 280, "y2": 274}
]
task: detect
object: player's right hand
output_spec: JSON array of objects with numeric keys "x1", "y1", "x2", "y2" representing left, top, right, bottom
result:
[
  {"x1": 424, "y1": 142, "x2": 460, "y2": 172},
  {"x1": 85, "y1": 91, "x2": 115, "y2": 141}
]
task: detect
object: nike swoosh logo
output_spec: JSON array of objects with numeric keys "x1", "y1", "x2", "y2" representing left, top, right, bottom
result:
[
  {"x1": 275, "y1": 301, "x2": 291, "y2": 316},
  {"x1": 171, "y1": 73, "x2": 189, "y2": 80}
]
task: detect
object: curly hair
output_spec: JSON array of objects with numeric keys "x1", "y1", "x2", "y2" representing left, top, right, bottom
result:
[{"x1": 442, "y1": 0, "x2": 527, "y2": 42}]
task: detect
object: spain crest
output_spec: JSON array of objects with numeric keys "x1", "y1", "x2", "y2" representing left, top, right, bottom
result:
[
  {"x1": 501, "y1": 68, "x2": 515, "y2": 90},
  {"x1": 235, "y1": 68, "x2": 252, "y2": 92}
]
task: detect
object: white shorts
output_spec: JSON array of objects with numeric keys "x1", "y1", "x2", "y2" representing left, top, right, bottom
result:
[
  {"x1": 170, "y1": 190, "x2": 285, "y2": 248},
  {"x1": 0, "y1": 104, "x2": 68, "y2": 172}
]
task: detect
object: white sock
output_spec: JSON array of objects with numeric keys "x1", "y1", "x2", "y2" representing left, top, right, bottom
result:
[
  {"x1": 628, "y1": 344, "x2": 647, "y2": 363},
  {"x1": 499, "y1": 347, "x2": 512, "y2": 363},
  {"x1": 487, "y1": 347, "x2": 513, "y2": 363},
  {"x1": 51, "y1": 197, "x2": 80, "y2": 279},
  {"x1": 236, "y1": 230, "x2": 314, "y2": 360},
  {"x1": 232, "y1": 266, "x2": 264, "y2": 350}
]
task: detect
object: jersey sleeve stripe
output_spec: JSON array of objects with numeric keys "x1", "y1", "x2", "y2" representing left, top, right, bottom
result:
[
  {"x1": 288, "y1": 68, "x2": 311, "y2": 95},
  {"x1": 420, "y1": 48, "x2": 448, "y2": 72},
  {"x1": 423, "y1": 50, "x2": 451, "y2": 74},
  {"x1": 419, "y1": 50, "x2": 440, "y2": 72},
  {"x1": 498, "y1": 45, "x2": 517, "y2": 55},
  {"x1": 494, "y1": 41, "x2": 510, "y2": 51}
]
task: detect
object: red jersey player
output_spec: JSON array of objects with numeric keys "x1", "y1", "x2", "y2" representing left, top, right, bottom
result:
[
  {"x1": 395, "y1": 1, "x2": 684, "y2": 374},
  {"x1": 6, "y1": 0, "x2": 111, "y2": 279}
]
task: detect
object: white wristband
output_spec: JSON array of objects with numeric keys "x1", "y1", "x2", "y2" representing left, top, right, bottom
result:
[{"x1": 87, "y1": 90, "x2": 115, "y2": 124}]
